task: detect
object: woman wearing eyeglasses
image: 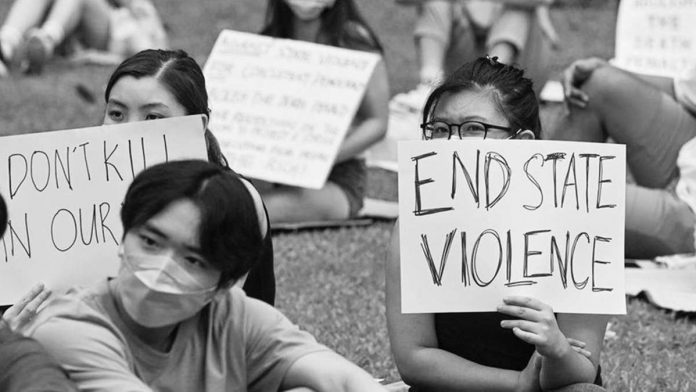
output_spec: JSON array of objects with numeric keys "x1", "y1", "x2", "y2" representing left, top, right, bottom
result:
[{"x1": 385, "y1": 57, "x2": 608, "y2": 392}]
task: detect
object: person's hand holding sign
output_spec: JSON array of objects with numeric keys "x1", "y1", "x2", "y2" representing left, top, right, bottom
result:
[
  {"x1": 2, "y1": 283, "x2": 51, "y2": 333},
  {"x1": 498, "y1": 297, "x2": 569, "y2": 358}
]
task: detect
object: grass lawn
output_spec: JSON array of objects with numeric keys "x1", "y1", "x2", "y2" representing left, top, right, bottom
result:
[{"x1": 1, "y1": 0, "x2": 695, "y2": 390}]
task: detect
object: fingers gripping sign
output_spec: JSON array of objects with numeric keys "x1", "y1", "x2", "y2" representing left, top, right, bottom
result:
[
  {"x1": 2, "y1": 282, "x2": 52, "y2": 333},
  {"x1": 497, "y1": 296, "x2": 571, "y2": 359}
]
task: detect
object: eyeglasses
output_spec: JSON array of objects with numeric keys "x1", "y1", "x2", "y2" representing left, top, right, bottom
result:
[{"x1": 421, "y1": 120, "x2": 519, "y2": 140}]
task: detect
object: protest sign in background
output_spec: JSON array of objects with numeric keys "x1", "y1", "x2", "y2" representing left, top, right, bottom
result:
[
  {"x1": 0, "y1": 115, "x2": 207, "y2": 305},
  {"x1": 203, "y1": 30, "x2": 380, "y2": 189},
  {"x1": 613, "y1": 0, "x2": 696, "y2": 77},
  {"x1": 398, "y1": 140, "x2": 626, "y2": 314}
]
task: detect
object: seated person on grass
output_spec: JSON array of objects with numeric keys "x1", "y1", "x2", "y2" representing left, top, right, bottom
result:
[
  {"x1": 385, "y1": 57, "x2": 608, "y2": 392},
  {"x1": 544, "y1": 58, "x2": 696, "y2": 259},
  {"x1": 0, "y1": 0, "x2": 166, "y2": 76},
  {"x1": 393, "y1": 0, "x2": 556, "y2": 111},
  {"x1": 258, "y1": 0, "x2": 389, "y2": 224},
  {"x1": 26, "y1": 160, "x2": 386, "y2": 392}
]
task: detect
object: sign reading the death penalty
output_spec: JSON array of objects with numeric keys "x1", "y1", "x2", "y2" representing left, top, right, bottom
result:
[
  {"x1": 203, "y1": 30, "x2": 380, "y2": 189},
  {"x1": 0, "y1": 115, "x2": 207, "y2": 305},
  {"x1": 614, "y1": 0, "x2": 696, "y2": 77},
  {"x1": 398, "y1": 140, "x2": 626, "y2": 314}
]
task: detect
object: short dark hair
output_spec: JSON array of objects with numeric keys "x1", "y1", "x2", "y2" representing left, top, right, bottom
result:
[
  {"x1": 105, "y1": 49, "x2": 229, "y2": 167},
  {"x1": 423, "y1": 56, "x2": 542, "y2": 138},
  {"x1": 261, "y1": 0, "x2": 383, "y2": 53},
  {"x1": 120, "y1": 160, "x2": 263, "y2": 287}
]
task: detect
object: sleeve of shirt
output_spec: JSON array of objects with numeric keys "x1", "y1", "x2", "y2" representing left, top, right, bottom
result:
[
  {"x1": 32, "y1": 316, "x2": 152, "y2": 392},
  {"x1": 242, "y1": 297, "x2": 330, "y2": 392},
  {"x1": 0, "y1": 321, "x2": 77, "y2": 392},
  {"x1": 674, "y1": 66, "x2": 696, "y2": 116}
]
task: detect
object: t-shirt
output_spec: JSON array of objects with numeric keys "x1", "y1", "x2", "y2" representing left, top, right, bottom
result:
[
  {"x1": 0, "y1": 319, "x2": 77, "y2": 392},
  {"x1": 27, "y1": 281, "x2": 329, "y2": 392},
  {"x1": 674, "y1": 65, "x2": 696, "y2": 116}
]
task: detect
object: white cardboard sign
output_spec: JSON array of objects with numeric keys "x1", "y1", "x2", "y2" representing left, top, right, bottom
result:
[
  {"x1": 398, "y1": 140, "x2": 626, "y2": 314},
  {"x1": 0, "y1": 115, "x2": 207, "y2": 305},
  {"x1": 614, "y1": 0, "x2": 696, "y2": 77},
  {"x1": 203, "y1": 30, "x2": 380, "y2": 189}
]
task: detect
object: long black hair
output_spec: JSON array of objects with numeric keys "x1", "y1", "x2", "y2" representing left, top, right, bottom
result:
[
  {"x1": 105, "y1": 49, "x2": 229, "y2": 167},
  {"x1": 423, "y1": 56, "x2": 542, "y2": 138},
  {"x1": 261, "y1": 0, "x2": 383, "y2": 53}
]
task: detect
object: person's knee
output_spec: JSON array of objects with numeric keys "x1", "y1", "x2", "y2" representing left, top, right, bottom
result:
[{"x1": 581, "y1": 65, "x2": 629, "y2": 106}]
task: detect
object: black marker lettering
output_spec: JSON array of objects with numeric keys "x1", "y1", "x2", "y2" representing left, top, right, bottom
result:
[
  {"x1": 523, "y1": 154, "x2": 544, "y2": 210},
  {"x1": 412, "y1": 152, "x2": 453, "y2": 216}
]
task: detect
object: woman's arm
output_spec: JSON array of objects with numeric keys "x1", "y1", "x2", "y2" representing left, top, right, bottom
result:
[
  {"x1": 497, "y1": 297, "x2": 607, "y2": 390},
  {"x1": 386, "y1": 222, "x2": 529, "y2": 392},
  {"x1": 334, "y1": 58, "x2": 389, "y2": 163},
  {"x1": 281, "y1": 351, "x2": 386, "y2": 392},
  {"x1": 538, "y1": 313, "x2": 608, "y2": 390}
]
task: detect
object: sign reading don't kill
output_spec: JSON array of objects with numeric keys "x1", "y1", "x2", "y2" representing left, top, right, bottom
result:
[{"x1": 0, "y1": 115, "x2": 207, "y2": 305}]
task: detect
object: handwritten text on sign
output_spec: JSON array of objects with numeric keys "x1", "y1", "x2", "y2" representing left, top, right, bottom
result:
[
  {"x1": 398, "y1": 140, "x2": 626, "y2": 314},
  {"x1": 0, "y1": 115, "x2": 207, "y2": 305},
  {"x1": 203, "y1": 30, "x2": 379, "y2": 189},
  {"x1": 614, "y1": 0, "x2": 696, "y2": 77}
]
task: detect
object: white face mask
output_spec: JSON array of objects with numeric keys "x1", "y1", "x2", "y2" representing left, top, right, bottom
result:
[
  {"x1": 285, "y1": 0, "x2": 335, "y2": 21},
  {"x1": 115, "y1": 251, "x2": 218, "y2": 328}
]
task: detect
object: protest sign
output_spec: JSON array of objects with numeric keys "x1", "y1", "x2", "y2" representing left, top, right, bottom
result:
[
  {"x1": 398, "y1": 140, "x2": 626, "y2": 314},
  {"x1": 203, "y1": 30, "x2": 380, "y2": 189},
  {"x1": 0, "y1": 115, "x2": 207, "y2": 305},
  {"x1": 613, "y1": 0, "x2": 696, "y2": 77}
]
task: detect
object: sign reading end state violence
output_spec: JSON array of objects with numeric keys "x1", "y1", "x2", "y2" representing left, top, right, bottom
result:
[
  {"x1": 204, "y1": 30, "x2": 380, "y2": 189},
  {"x1": 0, "y1": 115, "x2": 207, "y2": 305},
  {"x1": 398, "y1": 140, "x2": 626, "y2": 315}
]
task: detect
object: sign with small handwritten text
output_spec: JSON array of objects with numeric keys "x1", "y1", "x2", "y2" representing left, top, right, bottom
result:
[
  {"x1": 203, "y1": 30, "x2": 380, "y2": 189},
  {"x1": 614, "y1": 0, "x2": 696, "y2": 77},
  {"x1": 0, "y1": 115, "x2": 207, "y2": 305},
  {"x1": 398, "y1": 140, "x2": 626, "y2": 314}
]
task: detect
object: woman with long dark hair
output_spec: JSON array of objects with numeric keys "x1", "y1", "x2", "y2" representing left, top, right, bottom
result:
[{"x1": 102, "y1": 49, "x2": 275, "y2": 305}]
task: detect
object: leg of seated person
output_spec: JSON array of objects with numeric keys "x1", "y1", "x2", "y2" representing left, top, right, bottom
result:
[
  {"x1": 489, "y1": 7, "x2": 551, "y2": 94},
  {"x1": 0, "y1": 0, "x2": 53, "y2": 58},
  {"x1": 626, "y1": 183, "x2": 696, "y2": 258},
  {"x1": 2, "y1": 0, "x2": 53, "y2": 35},
  {"x1": 414, "y1": 0, "x2": 455, "y2": 83},
  {"x1": 40, "y1": 0, "x2": 110, "y2": 50},
  {"x1": 546, "y1": 382, "x2": 606, "y2": 392},
  {"x1": 546, "y1": 65, "x2": 696, "y2": 189},
  {"x1": 441, "y1": 2, "x2": 479, "y2": 78},
  {"x1": 261, "y1": 183, "x2": 351, "y2": 224}
]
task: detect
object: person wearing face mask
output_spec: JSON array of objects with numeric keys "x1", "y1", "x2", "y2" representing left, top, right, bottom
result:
[
  {"x1": 259, "y1": 0, "x2": 389, "y2": 224},
  {"x1": 26, "y1": 160, "x2": 387, "y2": 392}
]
